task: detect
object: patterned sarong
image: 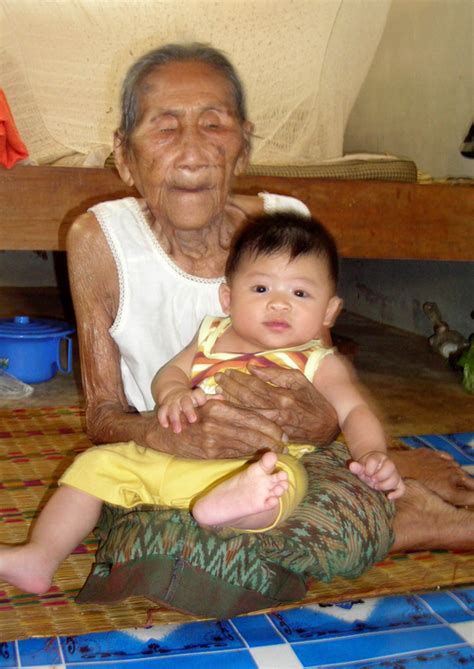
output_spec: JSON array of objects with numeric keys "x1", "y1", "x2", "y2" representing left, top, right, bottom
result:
[{"x1": 77, "y1": 442, "x2": 395, "y2": 618}]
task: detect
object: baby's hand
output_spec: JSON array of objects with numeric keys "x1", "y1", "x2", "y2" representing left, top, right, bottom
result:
[
  {"x1": 157, "y1": 388, "x2": 207, "y2": 433},
  {"x1": 349, "y1": 451, "x2": 405, "y2": 500}
]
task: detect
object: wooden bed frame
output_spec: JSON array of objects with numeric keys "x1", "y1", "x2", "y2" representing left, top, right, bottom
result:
[{"x1": 1, "y1": 165, "x2": 473, "y2": 260}]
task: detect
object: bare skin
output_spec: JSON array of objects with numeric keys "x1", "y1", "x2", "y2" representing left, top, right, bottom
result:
[
  {"x1": 66, "y1": 58, "x2": 474, "y2": 561},
  {"x1": 215, "y1": 365, "x2": 339, "y2": 445},
  {"x1": 2, "y1": 54, "x2": 473, "y2": 607},
  {"x1": 217, "y1": 365, "x2": 474, "y2": 496},
  {"x1": 66, "y1": 61, "x2": 339, "y2": 456},
  {"x1": 0, "y1": 487, "x2": 102, "y2": 595},
  {"x1": 392, "y1": 479, "x2": 474, "y2": 552},
  {"x1": 0, "y1": 451, "x2": 288, "y2": 596},
  {"x1": 389, "y1": 447, "x2": 474, "y2": 507},
  {"x1": 192, "y1": 451, "x2": 289, "y2": 530}
]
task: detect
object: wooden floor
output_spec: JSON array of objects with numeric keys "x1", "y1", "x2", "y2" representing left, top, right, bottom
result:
[
  {"x1": 335, "y1": 312, "x2": 472, "y2": 437},
  {"x1": 0, "y1": 288, "x2": 471, "y2": 437}
]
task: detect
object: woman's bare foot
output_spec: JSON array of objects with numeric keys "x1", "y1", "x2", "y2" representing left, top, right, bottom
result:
[
  {"x1": 0, "y1": 543, "x2": 56, "y2": 594},
  {"x1": 192, "y1": 451, "x2": 289, "y2": 530},
  {"x1": 392, "y1": 478, "x2": 474, "y2": 552},
  {"x1": 389, "y1": 447, "x2": 474, "y2": 506}
]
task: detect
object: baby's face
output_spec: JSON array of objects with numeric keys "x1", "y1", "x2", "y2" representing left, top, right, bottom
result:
[{"x1": 219, "y1": 251, "x2": 341, "y2": 352}]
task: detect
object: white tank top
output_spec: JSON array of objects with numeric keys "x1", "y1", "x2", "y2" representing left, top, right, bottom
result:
[{"x1": 89, "y1": 194, "x2": 310, "y2": 412}]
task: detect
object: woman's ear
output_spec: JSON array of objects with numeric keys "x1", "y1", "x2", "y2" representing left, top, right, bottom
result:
[
  {"x1": 234, "y1": 121, "x2": 254, "y2": 176},
  {"x1": 113, "y1": 131, "x2": 135, "y2": 187},
  {"x1": 219, "y1": 282, "x2": 232, "y2": 314},
  {"x1": 323, "y1": 296, "x2": 343, "y2": 328}
]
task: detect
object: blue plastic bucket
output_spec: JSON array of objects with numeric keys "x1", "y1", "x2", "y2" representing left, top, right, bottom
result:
[{"x1": 0, "y1": 315, "x2": 75, "y2": 384}]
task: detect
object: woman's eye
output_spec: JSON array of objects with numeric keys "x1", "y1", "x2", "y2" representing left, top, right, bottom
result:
[
  {"x1": 201, "y1": 112, "x2": 224, "y2": 130},
  {"x1": 203, "y1": 122, "x2": 221, "y2": 131},
  {"x1": 152, "y1": 115, "x2": 178, "y2": 133}
]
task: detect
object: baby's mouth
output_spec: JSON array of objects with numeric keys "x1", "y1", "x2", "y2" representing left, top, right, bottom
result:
[{"x1": 264, "y1": 321, "x2": 290, "y2": 331}]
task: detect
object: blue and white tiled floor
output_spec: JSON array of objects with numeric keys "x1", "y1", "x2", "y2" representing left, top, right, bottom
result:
[
  {"x1": 1, "y1": 433, "x2": 473, "y2": 668},
  {"x1": 2, "y1": 589, "x2": 473, "y2": 668}
]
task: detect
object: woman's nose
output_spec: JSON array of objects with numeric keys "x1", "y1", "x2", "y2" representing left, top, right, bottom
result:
[{"x1": 176, "y1": 126, "x2": 210, "y2": 170}]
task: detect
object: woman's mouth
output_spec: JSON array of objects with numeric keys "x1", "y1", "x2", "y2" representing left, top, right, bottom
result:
[{"x1": 171, "y1": 186, "x2": 212, "y2": 193}]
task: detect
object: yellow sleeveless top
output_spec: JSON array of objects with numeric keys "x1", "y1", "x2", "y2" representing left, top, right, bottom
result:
[{"x1": 191, "y1": 316, "x2": 333, "y2": 395}]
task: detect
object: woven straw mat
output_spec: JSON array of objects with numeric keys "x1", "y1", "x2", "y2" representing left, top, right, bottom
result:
[{"x1": 1, "y1": 406, "x2": 473, "y2": 641}]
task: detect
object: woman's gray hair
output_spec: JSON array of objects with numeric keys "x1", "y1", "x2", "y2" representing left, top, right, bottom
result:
[{"x1": 119, "y1": 42, "x2": 248, "y2": 150}]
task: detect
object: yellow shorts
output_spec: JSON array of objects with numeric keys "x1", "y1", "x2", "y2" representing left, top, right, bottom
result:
[{"x1": 59, "y1": 441, "x2": 312, "y2": 531}]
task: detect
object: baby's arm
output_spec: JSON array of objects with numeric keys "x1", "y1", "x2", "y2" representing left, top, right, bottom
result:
[
  {"x1": 151, "y1": 336, "x2": 207, "y2": 433},
  {"x1": 314, "y1": 353, "x2": 405, "y2": 499}
]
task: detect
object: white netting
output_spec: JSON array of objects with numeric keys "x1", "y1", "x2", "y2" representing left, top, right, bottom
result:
[{"x1": 0, "y1": 0, "x2": 391, "y2": 166}]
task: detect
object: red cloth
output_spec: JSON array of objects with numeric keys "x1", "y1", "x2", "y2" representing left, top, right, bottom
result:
[{"x1": 0, "y1": 89, "x2": 29, "y2": 168}]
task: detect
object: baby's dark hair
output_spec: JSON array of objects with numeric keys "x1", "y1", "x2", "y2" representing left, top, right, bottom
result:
[{"x1": 225, "y1": 212, "x2": 339, "y2": 285}]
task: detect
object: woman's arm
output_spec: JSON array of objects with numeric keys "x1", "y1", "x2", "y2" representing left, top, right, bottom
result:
[
  {"x1": 67, "y1": 212, "x2": 157, "y2": 444},
  {"x1": 67, "y1": 213, "x2": 285, "y2": 457}
]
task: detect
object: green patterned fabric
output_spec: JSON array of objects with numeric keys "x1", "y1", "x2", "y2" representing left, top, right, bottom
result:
[{"x1": 77, "y1": 442, "x2": 394, "y2": 617}]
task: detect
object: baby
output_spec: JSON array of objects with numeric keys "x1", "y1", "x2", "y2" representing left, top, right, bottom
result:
[
  {"x1": 0, "y1": 212, "x2": 403, "y2": 595},
  {"x1": 153, "y1": 212, "x2": 404, "y2": 533}
]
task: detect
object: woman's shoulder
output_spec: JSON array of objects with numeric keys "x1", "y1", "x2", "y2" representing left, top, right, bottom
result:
[
  {"x1": 67, "y1": 196, "x2": 143, "y2": 252},
  {"x1": 66, "y1": 210, "x2": 115, "y2": 285},
  {"x1": 67, "y1": 211, "x2": 103, "y2": 252}
]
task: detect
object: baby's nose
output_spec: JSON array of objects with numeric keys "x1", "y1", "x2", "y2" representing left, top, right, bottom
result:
[{"x1": 269, "y1": 295, "x2": 290, "y2": 309}]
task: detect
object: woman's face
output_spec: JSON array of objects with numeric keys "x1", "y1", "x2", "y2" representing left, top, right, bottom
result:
[{"x1": 116, "y1": 60, "x2": 252, "y2": 232}]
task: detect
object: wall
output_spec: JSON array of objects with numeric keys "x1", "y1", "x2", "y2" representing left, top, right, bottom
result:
[
  {"x1": 345, "y1": 0, "x2": 473, "y2": 179},
  {"x1": 3, "y1": 0, "x2": 473, "y2": 341},
  {"x1": 338, "y1": 259, "x2": 473, "y2": 340},
  {"x1": 341, "y1": 0, "x2": 473, "y2": 340},
  {"x1": 0, "y1": 252, "x2": 57, "y2": 287}
]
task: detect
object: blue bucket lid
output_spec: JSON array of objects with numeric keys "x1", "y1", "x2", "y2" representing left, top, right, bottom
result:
[{"x1": 0, "y1": 315, "x2": 75, "y2": 339}]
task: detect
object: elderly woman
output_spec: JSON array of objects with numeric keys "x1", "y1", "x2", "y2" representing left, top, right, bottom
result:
[{"x1": 67, "y1": 43, "x2": 474, "y2": 617}]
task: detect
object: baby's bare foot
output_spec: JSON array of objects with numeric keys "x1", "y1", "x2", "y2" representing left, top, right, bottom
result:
[
  {"x1": 192, "y1": 451, "x2": 289, "y2": 530},
  {"x1": 0, "y1": 543, "x2": 55, "y2": 594}
]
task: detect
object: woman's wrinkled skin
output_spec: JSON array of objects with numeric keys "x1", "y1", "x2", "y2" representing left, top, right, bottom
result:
[
  {"x1": 67, "y1": 59, "x2": 474, "y2": 552},
  {"x1": 67, "y1": 60, "x2": 339, "y2": 456}
]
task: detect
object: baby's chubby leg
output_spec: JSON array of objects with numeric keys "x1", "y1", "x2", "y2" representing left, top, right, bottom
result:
[
  {"x1": 192, "y1": 451, "x2": 289, "y2": 530},
  {"x1": 0, "y1": 486, "x2": 102, "y2": 594}
]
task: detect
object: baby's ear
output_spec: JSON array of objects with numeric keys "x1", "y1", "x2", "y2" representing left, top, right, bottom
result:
[
  {"x1": 323, "y1": 296, "x2": 343, "y2": 328},
  {"x1": 219, "y1": 282, "x2": 232, "y2": 314}
]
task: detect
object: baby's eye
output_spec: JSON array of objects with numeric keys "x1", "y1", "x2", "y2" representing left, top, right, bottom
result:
[
  {"x1": 252, "y1": 285, "x2": 267, "y2": 293},
  {"x1": 294, "y1": 289, "x2": 309, "y2": 298}
]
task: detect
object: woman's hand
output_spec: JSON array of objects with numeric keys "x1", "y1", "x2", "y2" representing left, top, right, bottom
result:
[
  {"x1": 215, "y1": 365, "x2": 339, "y2": 446},
  {"x1": 146, "y1": 398, "x2": 286, "y2": 459}
]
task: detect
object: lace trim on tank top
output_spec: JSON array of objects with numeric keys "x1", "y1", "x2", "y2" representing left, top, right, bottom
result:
[
  {"x1": 129, "y1": 199, "x2": 225, "y2": 285},
  {"x1": 94, "y1": 206, "x2": 126, "y2": 335}
]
